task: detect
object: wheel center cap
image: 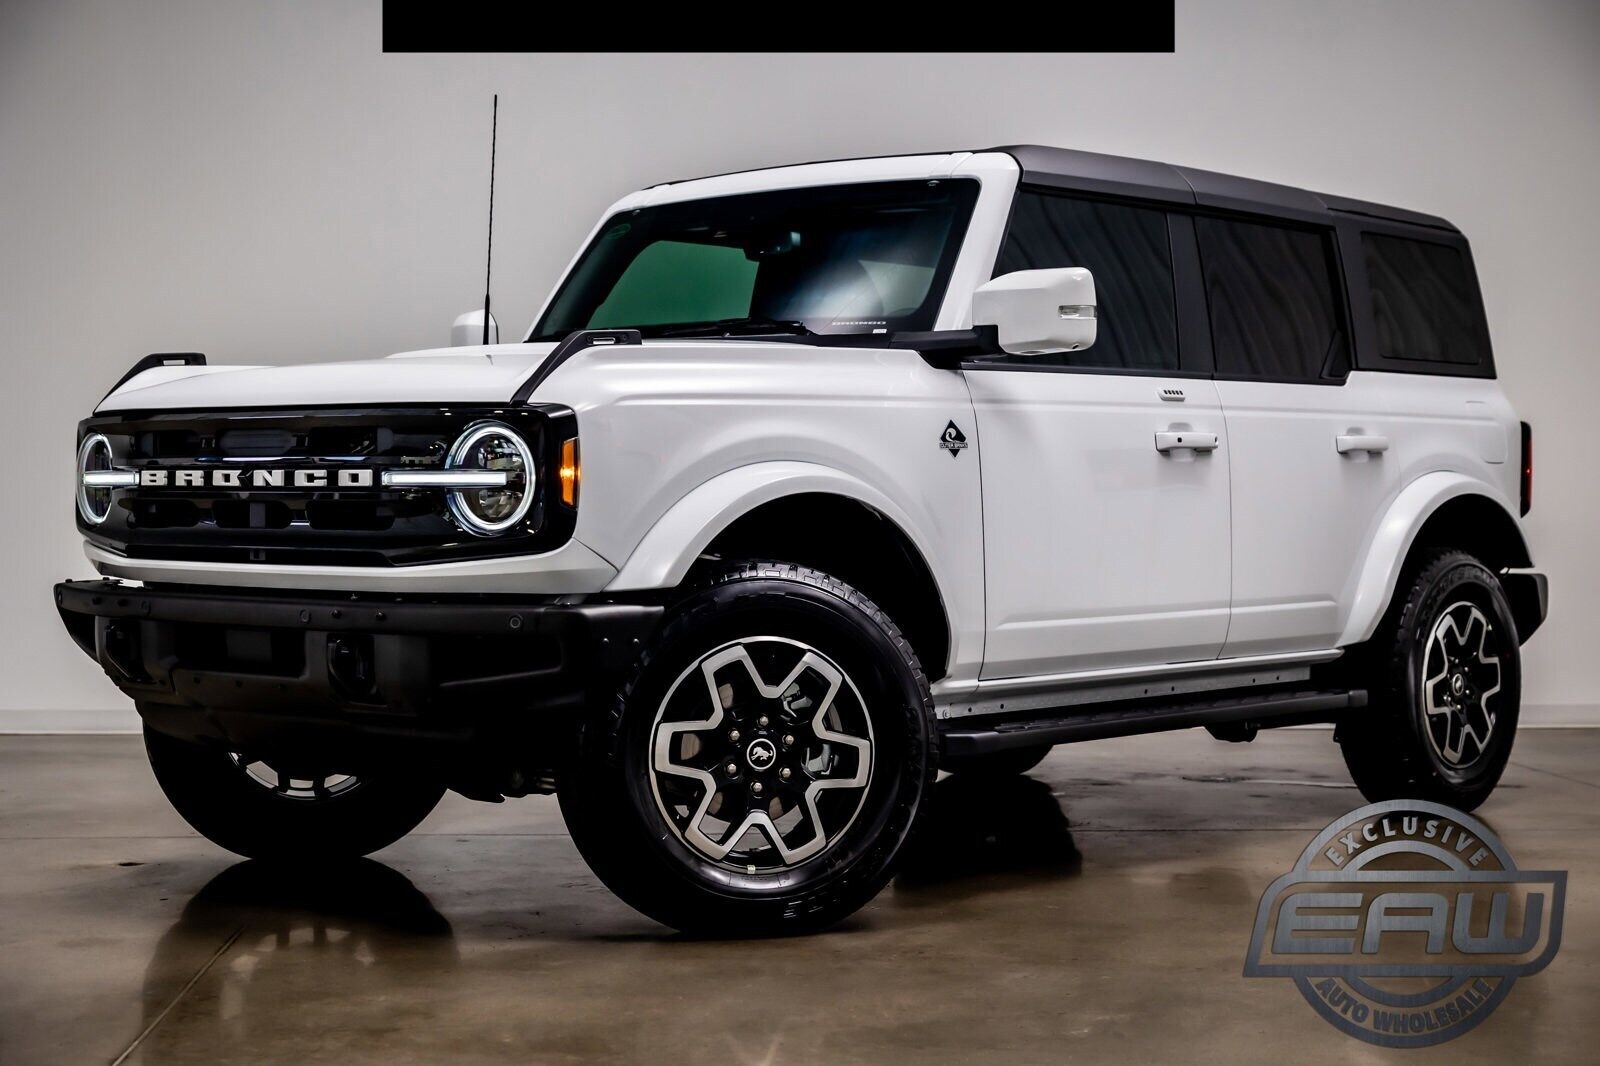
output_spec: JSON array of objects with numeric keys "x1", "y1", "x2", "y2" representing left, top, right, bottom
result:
[
  {"x1": 745, "y1": 737, "x2": 777, "y2": 771},
  {"x1": 1452, "y1": 673, "x2": 1466, "y2": 695}
]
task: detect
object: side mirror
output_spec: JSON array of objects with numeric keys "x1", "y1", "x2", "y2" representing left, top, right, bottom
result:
[
  {"x1": 971, "y1": 268, "x2": 1096, "y2": 356},
  {"x1": 451, "y1": 309, "x2": 499, "y2": 347}
]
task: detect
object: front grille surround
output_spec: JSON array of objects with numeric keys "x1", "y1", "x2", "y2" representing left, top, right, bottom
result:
[{"x1": 76, "y1": 404, "x2": 578, "y2": 566}]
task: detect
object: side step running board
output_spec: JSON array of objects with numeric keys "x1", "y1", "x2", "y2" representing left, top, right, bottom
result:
[{"x1": 940, "y1": 689, "x2": 1366, "y2": 756}]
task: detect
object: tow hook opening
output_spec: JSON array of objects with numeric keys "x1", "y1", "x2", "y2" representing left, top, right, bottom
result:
[
  {"x1": 100, "y1": 619, "x2": 144, "y2": 682},
  {"x1": 328, "y1": 634, "x2": 378, "y2": 702}
]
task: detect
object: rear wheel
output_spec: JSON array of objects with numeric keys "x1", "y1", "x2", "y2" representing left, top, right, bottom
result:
[
  {"x1": 559, "y1": 561, "x2": 936, "y2": 936},
  {"x1": 941, "y1": 744, "x2": 1052, "y2": 779},
  {"x1": 144, "y1": 726, "x2": 446, "y2": 859},
  {"x1": 1338, "y1": 550, "x2": 1521, "y2": 811}
]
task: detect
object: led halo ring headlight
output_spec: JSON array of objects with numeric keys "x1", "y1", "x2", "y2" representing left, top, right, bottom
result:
[
  {"x1": 443, "y1": 422, "x2": 536, "y2": 536},
  {"x1": 76, "y1": 433, "x2": 116, "y2": 525}
]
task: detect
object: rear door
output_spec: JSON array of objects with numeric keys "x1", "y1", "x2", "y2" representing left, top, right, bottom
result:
[
  {"x1": 968, "y1": 191, "x2": 1232, "y2": 679},
  {"x1": 1194, "y1": 215, "x2": 1401, "y2": 656}
]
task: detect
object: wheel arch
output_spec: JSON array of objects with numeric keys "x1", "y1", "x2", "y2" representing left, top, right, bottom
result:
[
  {"x1": 605, "y1": 462, "x2": 954, "y2": 679},
  {"x1": 1339, "y1": 472, "x2": 1532, "y2": 647}
]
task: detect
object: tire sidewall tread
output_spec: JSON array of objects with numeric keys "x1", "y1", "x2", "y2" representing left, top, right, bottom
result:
[
  {"x1": 560, "y1": 560, "x2": 936, "y2": 936},
  {"x1": 1341, "y1": 549, "x2": 1521, "y2": 811}
]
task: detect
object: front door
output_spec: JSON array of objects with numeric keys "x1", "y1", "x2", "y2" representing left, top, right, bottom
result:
[
  {"x1": 969, "y1": 371, "x2": 1232, "y2": 678},
  {"x1": 968, "y1": 189, "x2": 1231, "y2": 680}
]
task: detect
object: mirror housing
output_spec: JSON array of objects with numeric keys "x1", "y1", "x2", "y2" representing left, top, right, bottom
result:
[
  {"x1": 971, "y1": 268, "x2": 1096, "y2": 356},
  {"x1": 451, "y1": 309, "x2": 499, "y2": 347}
]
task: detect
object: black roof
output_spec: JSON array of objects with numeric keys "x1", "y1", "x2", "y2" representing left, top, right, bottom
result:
[
  {"x1": 993, "y1": 144, "x2": 1458, "y2": 233},
  {"x1": 655, "y1": 145, "x2": 1459, "y2": 235}
]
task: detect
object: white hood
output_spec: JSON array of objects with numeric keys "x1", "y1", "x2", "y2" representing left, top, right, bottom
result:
[{"x1": 95, "y1": 343, "x2": 560, "y2": 412}]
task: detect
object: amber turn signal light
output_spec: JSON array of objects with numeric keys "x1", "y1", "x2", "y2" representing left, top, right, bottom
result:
[{"x1": 559, "y1": 437, "x2": 579, "y2": 507}]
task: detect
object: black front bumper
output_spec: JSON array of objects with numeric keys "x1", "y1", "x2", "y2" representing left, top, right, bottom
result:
[{"x1": 55, "y1": 579, "x2": 661, "y2": 775}]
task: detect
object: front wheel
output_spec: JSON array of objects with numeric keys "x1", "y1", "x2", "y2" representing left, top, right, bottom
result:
[
  {"x1": 1338, "y1": 550, "x2": 1521, "y2": 811},
  {"x1": 559, "y1": 562, "x2": 936, "y2": 936},
  {"x1": 144, "y1": 726, "x2": 446, "y2": 859}
]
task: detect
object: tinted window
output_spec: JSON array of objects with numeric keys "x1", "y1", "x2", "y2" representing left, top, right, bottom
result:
[
  {"x1": 1196, "y1": 217, "x2": 1349, "y2": 382},
  {"x1": 994, "y1": 192, "x2": 1178, "y2": 370},
  {"x1": 534, "y1": 180, "x2": 978, "y2": 339},
  {"x1": 589, "y1": 241, "x2": 757, "y2": 327},
  {"x1": 1363, "y1": 233, "x2": 1489, "y2": 366}
]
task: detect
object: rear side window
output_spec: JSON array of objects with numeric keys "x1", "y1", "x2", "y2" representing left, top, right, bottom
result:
[
  {"x1": 1362, "y1": 233, "x2": 1490, "y2": 368},
  {"x1": 1196, "y1": 217, "x2": 1350, "y2": 382},
  {"x1": 994, "y1": 191, "x2": 1179, "y2": 371}
]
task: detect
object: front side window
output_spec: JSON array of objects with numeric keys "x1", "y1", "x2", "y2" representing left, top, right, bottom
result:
[
  {"x1": 993, "y1": 191, "x2": 1179, "y2": 370},
  {"x1": 532, "y1": 180, "x2": 979, "y2": 340},
  {"x1": 1196, "y1": 217, "x2": 1350, "y2": 382},
  {"x1": 1363, "y1": 233, "x2": 1490, "y2": 368}
]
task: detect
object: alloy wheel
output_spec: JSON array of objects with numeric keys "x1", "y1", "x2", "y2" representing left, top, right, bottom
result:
[
  {"x1": 648, "y1": 636, "x2": 874, "y2": 871},
  {"x1": 1420, "y1": 600, "x2": 1503, "y2": 768}
]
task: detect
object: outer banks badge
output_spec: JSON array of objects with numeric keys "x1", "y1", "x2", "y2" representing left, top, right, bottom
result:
[
  {"x1": 938, "y1": 420, "x2": 969, "y2": 458},
  {"x1": 1244, "y1": 799, "x2": 1565, "y2": 1048}
]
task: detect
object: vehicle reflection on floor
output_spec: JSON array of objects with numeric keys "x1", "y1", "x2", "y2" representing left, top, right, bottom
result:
[
  {"x1": 6, "y1": 732, "x2": 1590, "y2": 1064},
  {"x1": 138, "y1": 859, "x2": 458, "y2": 1056}
]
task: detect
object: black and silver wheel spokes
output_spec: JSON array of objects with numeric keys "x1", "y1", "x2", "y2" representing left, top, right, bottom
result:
[
  {"x1": 229, "y1": 754, "x2": 362, "y2": 801},
  {"x1": 650, "y1": 637, "x2": 873, "y2": 871},
  {"x1": 1421, "y1": 600, "x2": 1503, "y2": 768}
]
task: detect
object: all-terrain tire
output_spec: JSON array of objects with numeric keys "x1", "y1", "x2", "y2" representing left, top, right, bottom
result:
[
  {"x1": 1338, "y1": 550, "x2": 1521, "y2": 811},
  {"x1": 558, "y1": 561, "x2": 937, "y2": 936}
]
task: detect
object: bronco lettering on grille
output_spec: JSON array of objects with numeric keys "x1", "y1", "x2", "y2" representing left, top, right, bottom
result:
[{"x1": 136, "y1": 468, "x2": 376, "y2": 488}]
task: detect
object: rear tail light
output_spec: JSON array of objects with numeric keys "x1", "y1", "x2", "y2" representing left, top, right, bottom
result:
[{"x1": 1519, "y1": 421, "x2": 1532, "y2": 516}]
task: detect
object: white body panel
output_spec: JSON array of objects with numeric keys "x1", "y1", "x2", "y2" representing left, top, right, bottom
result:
[
  {"x1": 1216, "y1": 372, "x2": 1400, "y2": 656},
  {"x1": 98, "y1": 344, "x2": 558, "y2": 411},
  {"x1": 967, "y1": 370, "x2": 1231, "y2": 678},
  {"x1": 1336, "y1": 376, "x2": 1525, "y2": 646},
  {"x1": 554, "y1": 342, "x2": 988, "y2": 681},
  {"x1": 89, "y1": 537, "x2": 615, "y2": 594}
]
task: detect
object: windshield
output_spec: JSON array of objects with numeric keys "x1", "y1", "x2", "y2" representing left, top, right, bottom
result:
[{"x1": 530, "y1": 179, "x2": 979, "y2": 341}]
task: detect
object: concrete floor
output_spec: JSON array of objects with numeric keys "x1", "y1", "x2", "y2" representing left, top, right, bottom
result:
[{"x1": 1, "y1": 730, "x2": 1595, "y2": 1065}]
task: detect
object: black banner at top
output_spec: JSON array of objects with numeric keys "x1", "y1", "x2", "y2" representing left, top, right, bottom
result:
[{"x1": 381, "y1": 1, "x2": 1175, "y2": 53}]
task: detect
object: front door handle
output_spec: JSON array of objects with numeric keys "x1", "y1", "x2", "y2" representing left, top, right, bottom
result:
[
  {"x1": 1335, "y1": 434, "x2": 1390, "y2": 455},
  {"x1": 1154, "y1": 430, "x2": 1219, "y2": 454}
]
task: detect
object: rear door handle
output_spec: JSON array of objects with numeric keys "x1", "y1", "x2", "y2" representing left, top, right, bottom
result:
[
  {"x1": 1154, "y1": 430, "x2": 1219, "y2": 453},
  {"x1": 1335, "y1": 434, "x2": 1389, "y2": 455}
]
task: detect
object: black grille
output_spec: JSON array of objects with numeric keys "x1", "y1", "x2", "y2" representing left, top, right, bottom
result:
[{"x1": 78, "y1": 405, "x2": 577, "y2": 566}]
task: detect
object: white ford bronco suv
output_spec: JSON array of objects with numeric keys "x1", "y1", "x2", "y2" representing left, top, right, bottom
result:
[{"x1": 57, "y1": 147, "x2": 1546, "y2": 935}]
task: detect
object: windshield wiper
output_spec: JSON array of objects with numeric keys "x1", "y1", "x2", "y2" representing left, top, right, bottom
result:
[{"x1": 655, "y1": 317, "x2": 816, "y2": 339}]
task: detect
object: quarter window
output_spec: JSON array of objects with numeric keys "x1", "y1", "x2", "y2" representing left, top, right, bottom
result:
[
  {"x1": 1362, "y1": 233, "x2": 1489, "y2": 367},
  {"x1": 1196, "y1": 217, "x2": 1350, "y2": 382},
  {"x1": 994, "y1": 192, "x2": 1179, "y2": 371}
]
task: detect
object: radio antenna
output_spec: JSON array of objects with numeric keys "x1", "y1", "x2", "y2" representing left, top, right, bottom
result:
[{"x1": 481, "y1": 94, "x2": 498, "y2": 346}]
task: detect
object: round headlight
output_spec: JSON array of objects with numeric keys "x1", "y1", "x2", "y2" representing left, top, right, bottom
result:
[
  {"x1": 77, "y1": 433, "x2": 115, "y2": 525},
  {"x1": 445, "y1": 423, "x2": 535, "y2": 535}
]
